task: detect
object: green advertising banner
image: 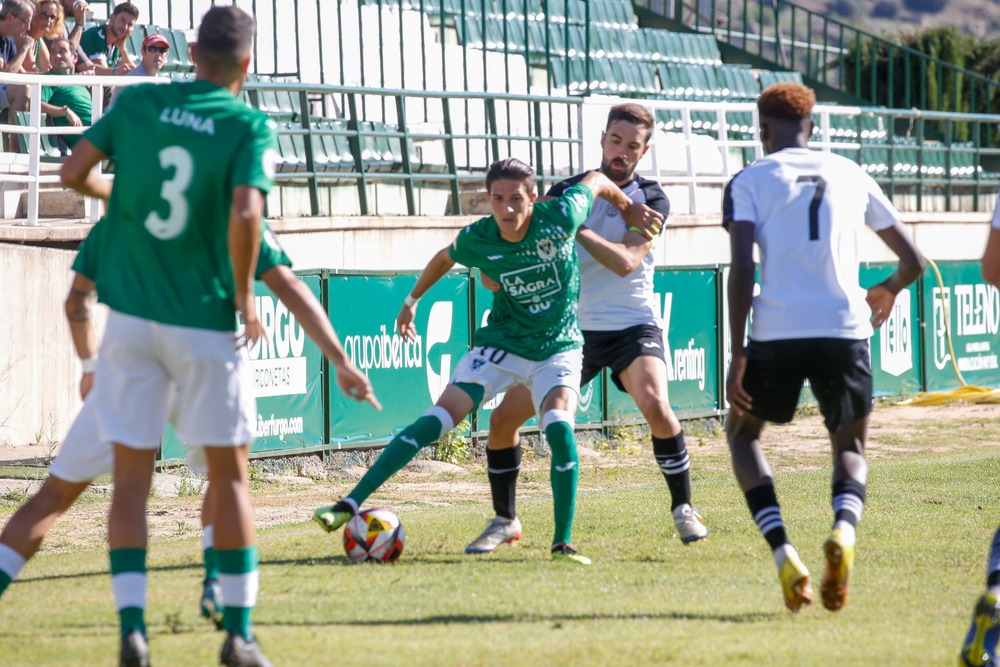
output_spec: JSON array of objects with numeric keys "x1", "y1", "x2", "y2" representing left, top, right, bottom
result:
[
  {"x1": 862, "y1": 264, "x2": 922, "y2": 398},
  {"x1": 606, "y1": 268, "x2": 720, "y2": 422},
  {"x1": 160, "y1": 273, "x2": 326, "y2": 461},
  {"x1": 327, "y1": 271, "x2": 472, "y2": 446},
  {"x1": 471, "y1": 275, "x2": 604, "y2": 431},
  {"x1": 922, "y1": 261, "x2": 1000, "y2": 392}
]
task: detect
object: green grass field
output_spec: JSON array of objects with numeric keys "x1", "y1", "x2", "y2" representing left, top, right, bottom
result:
[{"x1": 0, "y1": 424, "x2": 997, "y2": 665}]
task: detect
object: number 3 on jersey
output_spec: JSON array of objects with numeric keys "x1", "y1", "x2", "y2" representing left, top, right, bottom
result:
[
  {"x1": 796, "y1": 175, "x2": 827, "y2": 241},
  {"x1": 144, "y1": 146, "x2": 194, "y2": 240}
]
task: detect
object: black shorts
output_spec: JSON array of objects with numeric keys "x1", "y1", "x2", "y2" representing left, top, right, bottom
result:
[
  {"x1": 581, "y1": 323, "x2": 667, "y2": 391},
  {"x1": 743, "y1": 337, "x2": 872, "y2": 433}
]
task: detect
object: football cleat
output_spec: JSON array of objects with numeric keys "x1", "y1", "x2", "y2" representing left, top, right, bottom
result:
[
  {"x1": 201, "y1": 578, "x2": 224, "y2": 630},
  {"x1": 672, "y1": 504, "x2": 708, "y2": 544},
  {"x1": 465, "y1": 516, "x2": 522, "y2": 555},
  {"x1": 820, "y1": 528, "x2": 855, "y2": 611},
  {"x1": 960, "y1": 593, "x2": 1000, "y2": 666},
  {"x1": 551, "y1": 543, "x2": 591, "y2": 565},
  {"x1": 313, "y1": 501, "x2": 354, "y2": 533},
  {"x1": 119, "y1": 630, "x2": 150, "y2": 667},
  {"x1": 220, "y1": 633, "x2": 273, "y2": 667},
  {"x1": 778, "y1": 548, "x2": 813, "y2": 613}
]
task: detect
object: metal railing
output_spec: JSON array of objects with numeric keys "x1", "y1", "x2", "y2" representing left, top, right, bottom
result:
[
  {"x1": 0, "y1": 72, "x2": 167, "y2": 226},
  {"x1": 633, "y1": 0, "x2": 1000, "y2": 123},
  {"x1": 5, "y1": 76, "x2": 1000, "y2": 223}
]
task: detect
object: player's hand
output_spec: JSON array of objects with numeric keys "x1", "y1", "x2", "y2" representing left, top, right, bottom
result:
[
  {"x1": 79, "y1": 372, "x2": 94, "y2": 399},
  {"x1": 866, "y1": 284, "x2": 896, "y2": 329},
  {"x1": 17, "y1": 35, "x2": 35, "y2": 52},
  {"x1": 726, "y1": 350, "x2": 752, "y2": 415},
  {"x1": 480, "y1": 272, "x2": 501, "y2": 292},
  {"x1": 76, "y1": 60, "x2": 95, "y2": 73},
  {"x1": 622, "y1": 202, "x2": 663, "y2": 240},
  {"x1": 235, "y1": 292, "x2": 265, "y2": 346},
  {"x1": 396, "y1": 303, "x2": 417, "y2": 341},
  {"x1": 335, "y1": 362, "x2": 382, "y2": 411}
]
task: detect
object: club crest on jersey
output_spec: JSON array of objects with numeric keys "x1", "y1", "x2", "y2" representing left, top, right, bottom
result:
[{"x1": 536, "y1": 237, "x2": 558, "y2": 261}]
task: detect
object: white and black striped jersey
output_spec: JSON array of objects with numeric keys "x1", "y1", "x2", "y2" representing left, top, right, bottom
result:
[
  {"x1": 548, "y1": 172, "x2": 671, "y2": 331},
  {"x1": 722, "y1": 147, "x2": 899, "y2": 341}
]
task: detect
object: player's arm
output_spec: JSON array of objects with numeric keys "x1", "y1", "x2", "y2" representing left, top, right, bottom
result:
[
  {"x1": 575, "y1": 225, "x2": 651, "y2": 277},
  {"x1": 866, "y1": 223, "x2": 926, "y2": 329},
  {"x1": 64, "y1": 273, "x2": 97, "y2": 399},
  {"x1": 982, "y1": 227, "x2": 1000, "y2": 288},
  {"x1": 60, "y1": 139, "x2": 111, "y2": 200},
  {"x1": 726, "y1": 220, "x2": 756, "y2": 415},
  {"x1": 397, "y1": 246, "x2": 455, "y2": 341},
  {"x1": 230, "y1": 185, "x2": 265, "y2": 345},
  {"x1": 67, "y1": 1, "x2": 88, "y2": 50},
  {"x1": 262, "y1": 265, "x2": 382, "y2": 411},
  {"x1": 576, "y1": 170, "x2": 664, "y2": 239}
]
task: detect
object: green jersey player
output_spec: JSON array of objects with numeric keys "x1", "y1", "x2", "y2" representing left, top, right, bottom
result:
[
  {"x1": 313, "y1": 157, "x2": 660, "y2": 565},
  {"x1": 57, "y1": 7, "x2": 279, "y2": 666}
]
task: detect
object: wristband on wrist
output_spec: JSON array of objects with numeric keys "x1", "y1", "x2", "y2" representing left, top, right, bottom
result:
[
  {"x1": 80, "y1": 355, "x2": 97, "y2": 373},
  {"x1": 628, "y1": 225, "x2": 653, "y2": 240},
  {"x1": 404, "y1": 294, "x2": 419, "y2": 308}
]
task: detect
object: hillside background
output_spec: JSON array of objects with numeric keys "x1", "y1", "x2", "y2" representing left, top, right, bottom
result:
[{"x1": 791, "y1": 0, "x2": 1000, "y2": 36}]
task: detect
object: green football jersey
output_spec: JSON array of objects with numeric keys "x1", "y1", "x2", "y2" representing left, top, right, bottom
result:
[
  {"x1": 449, "y1": 183, "x2": 594, "y2": 361},
  {"x1": 40, "y1": 74, "x2": 92, "y2": 148},
  {"x1": 79, "y1": 25, "x2": 122, "y2": 67},
  {"x1": 73, "y1": 219, "x2": 291, "y2": 282},
  {"x1": 83, "y1": 80, "x2": 278, "y2": 331}
]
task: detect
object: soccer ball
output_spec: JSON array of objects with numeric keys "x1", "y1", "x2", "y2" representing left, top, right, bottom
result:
[{"x1": 343, "y1": 508, "x2": 405, "y2": 563}]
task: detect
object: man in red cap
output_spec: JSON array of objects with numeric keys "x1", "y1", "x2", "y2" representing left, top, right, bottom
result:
[{"x1": 109, "y1": 32, "x2": 168, "y2": 107}]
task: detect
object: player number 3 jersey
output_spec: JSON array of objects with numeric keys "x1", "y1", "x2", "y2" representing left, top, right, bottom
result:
[
  {"x1": 722, "y1": 147, "x2": 900, "y2": 341},
  {"x1": 82, "y1": 79, "x2": 279, "y2": 332},
  {"x1": 449, "y1": 184, "x2": 594, "y2": 361}
]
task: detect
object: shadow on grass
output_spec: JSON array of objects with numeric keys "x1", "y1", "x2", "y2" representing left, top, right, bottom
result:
[{"x1": 256, "y1": 609, "x2": 784, "y2": 626}]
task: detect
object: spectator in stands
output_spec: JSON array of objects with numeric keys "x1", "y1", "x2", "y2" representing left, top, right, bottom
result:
[
  {"x1": 108, "y1": 32, "x2": 166, "y2": 106},
  {"x1": 38, "y1": 37, "x2": 89, "y2": 147},
  {"x1": 0, "y1": 0, "x2": 36, "y2": 115},
  {"x1": 57, "y1": 0, "x2": 93, "y2": 70},
  {"x1": 78, "y1": 0, "x2": 135, "y2": 76},
  {"x1": 21, "y1": 0, "x2": 61, "y2": 72}
]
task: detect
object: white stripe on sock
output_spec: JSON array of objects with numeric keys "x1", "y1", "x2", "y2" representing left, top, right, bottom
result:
[
  {"x1": 202, "y1": 525, "x2": 214, "y2": 551},
  {"x1": 112, "y1": 572, "x2": 147, "y2": 610},
  {"x1": 422, "y1": 406, "x2": 455, "y2": 439},
  {"x1": 833, "y1": 493, "x2": 865, "y2": 523},
  {"x1": 0, "y1": 543, "x2": 26, "y2": 580},
  {"x1": 219, "y1": 571, "x2": 260, "y2": 608},
  {"x1": 657, "y1": 455, "x2": 690, "y2": 475}
]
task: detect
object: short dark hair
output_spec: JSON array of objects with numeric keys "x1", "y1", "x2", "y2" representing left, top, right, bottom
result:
[
  {"x1": 606, "y1": 103, "x2": 654, "y2": 143},
  {"x1": 485, "y1": 157, "x2": 536, "y2": 194},
  {"x1": 758, "y1": 83, "x2": 816, "y2": 120},
  {"x1": 0, "y1": 0, "x2": 31, "y2": 22},
  {"x1": 195, "y1": 6, "x2": 254, "y2": 71},
  {"x1": 111, "y1": 2, "x2": 139, "y2": 20}
]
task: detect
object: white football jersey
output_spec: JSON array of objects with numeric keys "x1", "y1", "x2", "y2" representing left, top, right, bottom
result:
[
  {"x1": 723, "y1": 147, "x2": 899, "y2": 341},
  {"x1": 549, "y1": 172, "x2": 671, "y2": 331}
]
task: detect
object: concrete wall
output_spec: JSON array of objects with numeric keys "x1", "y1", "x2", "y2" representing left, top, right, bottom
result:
[
  {"x1": 0, "y1": 210, "x2": 992, "y2": 449},
  {"x1": 0, "y1": 244, "x2": 107, "y2": 452}
]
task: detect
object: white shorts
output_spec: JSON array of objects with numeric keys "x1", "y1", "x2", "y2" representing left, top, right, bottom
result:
[
  {"x1": 48, "y1": 395, "x2": 112, "y2": 483},
  {"x1": 49, "y1": 387, "x2": 205, "y2": 483},
  {"x1": 450, "y1": 346, "x2": 583, "y2": 412},
  {"x1": 92, "y1": 311, "x2": 255, "y2": 451}
]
